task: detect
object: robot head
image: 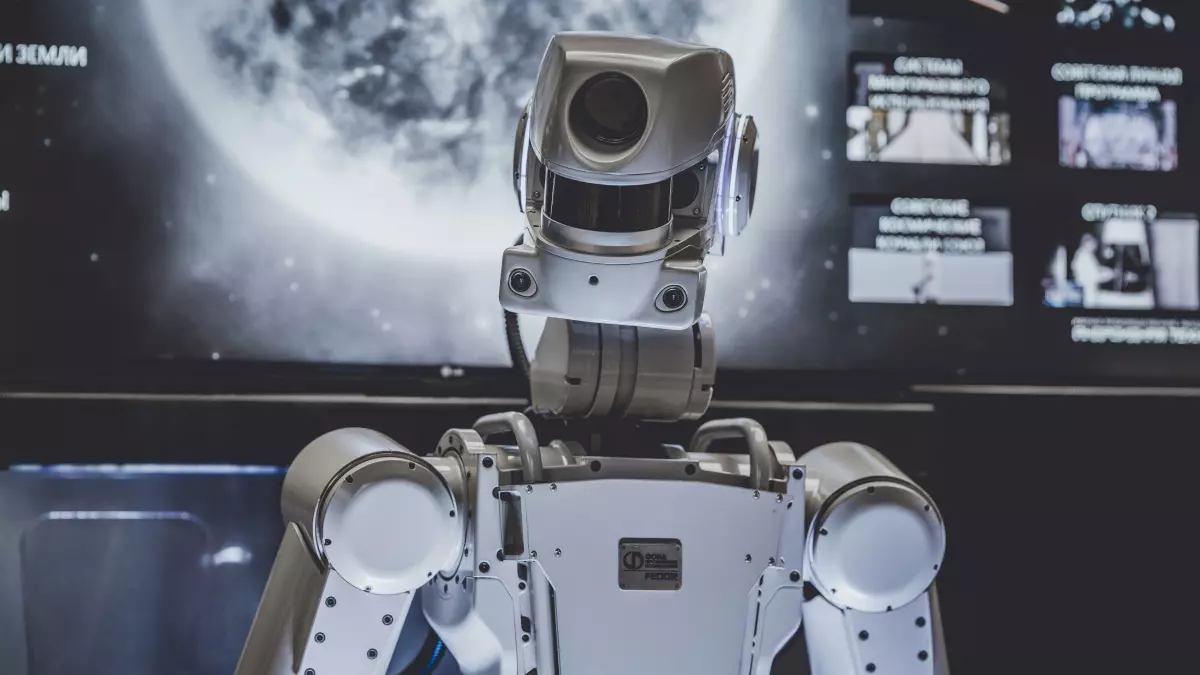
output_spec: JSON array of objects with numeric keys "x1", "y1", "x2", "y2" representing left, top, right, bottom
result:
[{"x1": 502, "y1": 32, "x2": 758, "y2": 329}]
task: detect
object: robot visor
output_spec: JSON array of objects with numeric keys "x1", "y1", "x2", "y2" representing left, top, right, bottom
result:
[{"x1": 544, "y1": 172, "x2": 672, "y2": 233}]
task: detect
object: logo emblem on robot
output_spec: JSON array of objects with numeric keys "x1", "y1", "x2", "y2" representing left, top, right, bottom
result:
[{"x1": 618, "y1": 539, "x2": 682, "y2": 590}]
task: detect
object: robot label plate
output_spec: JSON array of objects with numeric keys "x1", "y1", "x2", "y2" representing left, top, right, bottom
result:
[{"x1": 618, "y1": 538, "x2": 682, "y2": 591}]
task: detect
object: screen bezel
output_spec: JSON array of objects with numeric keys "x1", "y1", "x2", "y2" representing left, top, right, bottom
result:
[{"x1": 5, "y1": 355, "x2": 1199, "y2": 402}]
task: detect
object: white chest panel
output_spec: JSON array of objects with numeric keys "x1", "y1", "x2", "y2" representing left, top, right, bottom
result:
[{"x1": 519, "y1": 478, "x2": 788, "y2": 675}]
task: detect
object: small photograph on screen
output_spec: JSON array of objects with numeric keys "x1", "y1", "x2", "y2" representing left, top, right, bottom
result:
[
  {"x1": 848, "y1": 196, "x2": 1013, "y2": 306},
  {"x1": 847, "y1": 54, "x2": 1011, "y2": 166},
  {"x1": 1056, "y1": 1, "x2": 1182, "y2": 32},
  {"x1": 1054, "y1": 62, "x2": 1181, "y2": 171},
  {"x1": 1043, "y1": 203, "x2": 1200, "y2": 310}
]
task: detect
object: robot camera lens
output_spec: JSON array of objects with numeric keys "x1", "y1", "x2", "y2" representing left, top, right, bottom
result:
[
  {"x1": 508, "y1": 268, "x2": 536, "y2": 296},
  {"x1": 659, "y1": 285, "x2": 687, "y2": 312},
  {"x1": 570, "y1": 72, "x2": 647, "y2": 147},
  {"x1": 510, "y1": 271, "x2": 531, "y2": 292},
  {"x1": 664, "y1": 288, "x2": 684, "y2": 308}
]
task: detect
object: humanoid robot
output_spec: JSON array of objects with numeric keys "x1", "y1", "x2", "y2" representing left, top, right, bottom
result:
[{"x1": 235, "y1": 33, "x2": 948, "y2": 675}]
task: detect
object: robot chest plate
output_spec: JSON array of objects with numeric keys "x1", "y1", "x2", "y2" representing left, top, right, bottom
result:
[{"x1": 511, "y1": 478, "x2": 794, "y2": 675}]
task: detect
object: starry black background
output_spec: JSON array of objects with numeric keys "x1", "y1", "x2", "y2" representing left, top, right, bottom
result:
[{"x1": 0, "y1": 0, "x2": 180, "y2": 365}]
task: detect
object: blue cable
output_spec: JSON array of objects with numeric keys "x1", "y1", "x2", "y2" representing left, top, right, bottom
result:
[{"x1": 422, "y1": 639, "x2": 444, "y2": 674}]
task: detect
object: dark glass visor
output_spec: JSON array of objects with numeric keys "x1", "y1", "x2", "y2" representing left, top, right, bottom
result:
[{"x1": 545, "y1": 173, "x2": 672, "y2": 233}]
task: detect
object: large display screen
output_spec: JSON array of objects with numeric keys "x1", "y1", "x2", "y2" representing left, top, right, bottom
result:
[{"x1": 2, "y1": 0, "x2": 1199, "y2": 387}]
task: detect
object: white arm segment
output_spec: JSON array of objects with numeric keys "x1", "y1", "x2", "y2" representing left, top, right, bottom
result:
[
  {"x1": 803, "y1": 588, "x2": 948, "y2": 675},
  {"x1": 236, "y1": 429, "x2": 467, "y2": 675},
  {"x1": 798, "y1": 443, "x2": 948, "y2": 675}
]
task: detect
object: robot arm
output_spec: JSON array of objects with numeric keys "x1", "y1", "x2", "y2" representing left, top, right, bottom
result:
[
  {"x1": 236, "y1": 429, "x2": 467, "y2": 675},
  {"x1": 797, "y1": 443, "x2": 948, "y2": 675}
]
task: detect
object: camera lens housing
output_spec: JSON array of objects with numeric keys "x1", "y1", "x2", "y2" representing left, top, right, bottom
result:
[
  {"x1": 508, "y1": 268, "x2": 537, "y2": 297},
  {"x1": 656, "y1": 285, "x2": 688, "y2": 313},
  {"x1": 569, "y1": 72, "x2": 648, "y2": 148}
]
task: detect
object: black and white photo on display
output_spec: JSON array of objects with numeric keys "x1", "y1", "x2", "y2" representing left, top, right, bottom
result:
[
  {"x1": 1059, "y1": 98, "x2": 1177, "y2": 171},
  {"x1": 848, "y1": 196, "x2": 1014, "y2": 307},
  {"x1": 1053, "y1": 60, "x2": 1183, "y2": 173},
  {"x1": 846, "y1": 54, "x2": 1011, "y2": 166},
  {"x1": 1043, "y1": 205, "x2": 1200, "y2": 311}
]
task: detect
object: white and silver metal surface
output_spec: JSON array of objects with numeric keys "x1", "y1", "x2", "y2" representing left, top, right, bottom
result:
[
  {"x1": 502, "y1": 31, "x2": 757, "y2": 332},
  {"x1": 237, "y1": 31, "x2": 948, "y2": 675}
]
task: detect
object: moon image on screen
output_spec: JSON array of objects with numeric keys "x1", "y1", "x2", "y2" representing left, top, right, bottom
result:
[
  {"x1": 139, "y1": 0, "x2": 782, "y2": 261},
  {"x1": 128, "y1": 0, "x2": 784, "y2": 366}
]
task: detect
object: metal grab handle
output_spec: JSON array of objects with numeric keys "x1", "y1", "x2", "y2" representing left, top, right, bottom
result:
[
  {"x1": 473, "y1": 412, "x2": 544, "y2": 483},
  {"x1": 689, "y1": 418, "x2": 773, "y2": 491}
]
